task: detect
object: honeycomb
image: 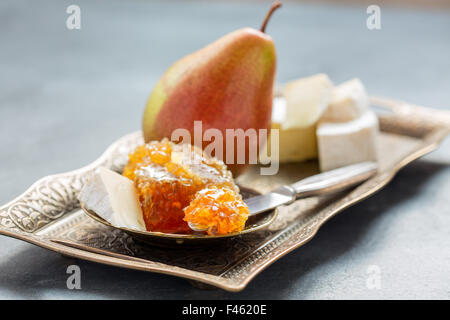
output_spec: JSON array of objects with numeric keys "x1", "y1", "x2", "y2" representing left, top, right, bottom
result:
[
  {"x1": 122, "y1": 139, "x2": 248, "y2": 234},
  {"x1": 183, "y1": 186, "x2": 249, "y2": 236}
]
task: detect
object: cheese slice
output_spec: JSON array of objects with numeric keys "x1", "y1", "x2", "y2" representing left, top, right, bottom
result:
[
  {"x1": 259, "y1": 97, "x2": 318, "y2": 163},
  {"x1": 317, "y1": 110, "x2": 379, "y2": 172},
  {"x1": 282, "y1": 73, "x2": 333, "y2": 129},
  {"x1": 78, "y1": 167, "x2": 146, "y2": 231},
  {"x1": 321, "y1": 78, "x2": 369, "y2": 122}
]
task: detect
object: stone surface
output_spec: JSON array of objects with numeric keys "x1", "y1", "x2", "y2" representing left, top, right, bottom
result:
[{"x1": 0, "y1": 0, "x2": 449, "y2": 299}]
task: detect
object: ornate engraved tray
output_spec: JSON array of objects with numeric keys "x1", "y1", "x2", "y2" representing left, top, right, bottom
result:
[{"x1": 0, "y1": 97, "x2": 449, "y2": 292}]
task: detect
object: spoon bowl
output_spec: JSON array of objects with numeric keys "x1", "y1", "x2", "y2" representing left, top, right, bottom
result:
[{"x1": 80, "y1": 187, "x2": 277, "y2": 246}]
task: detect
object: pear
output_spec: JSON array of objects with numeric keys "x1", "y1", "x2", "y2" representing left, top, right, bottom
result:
[{"x1": 143, "y1": 2, "x2": 282, "y2": 176}]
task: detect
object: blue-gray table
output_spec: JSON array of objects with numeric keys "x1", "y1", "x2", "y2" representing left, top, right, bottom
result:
[{"x1": 0, "y1": 0, "x2": 449, "y2": 299}]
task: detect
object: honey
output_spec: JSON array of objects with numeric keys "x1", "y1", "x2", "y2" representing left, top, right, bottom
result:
[
  {"x1": 184, "y1": 186, "x2": 249, "y2": 236},
  {"x1": 122, "y1": 139, "x2": 248, "y2": 234}
]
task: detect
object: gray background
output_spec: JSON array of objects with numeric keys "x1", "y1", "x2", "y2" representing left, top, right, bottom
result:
[{"x1": 0, "y1": 0, "x2": 449, "y2": 299}]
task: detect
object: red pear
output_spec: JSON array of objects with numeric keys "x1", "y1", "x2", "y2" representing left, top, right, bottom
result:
[{"x1": 143, "y1": 2, "x2": 282, "y2": 176}]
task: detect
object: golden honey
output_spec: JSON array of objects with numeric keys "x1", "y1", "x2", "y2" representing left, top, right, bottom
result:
[
  {"x1": 122, "y1": 139, "x2": 248, "y2": 234},
  {"x1": 184, "y1": 186, "x2": 249, "y2": 235}
]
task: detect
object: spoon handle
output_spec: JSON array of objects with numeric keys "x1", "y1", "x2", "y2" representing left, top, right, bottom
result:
[
  {"x1": 244, "y1": 162, "x2": 378, "y2": 217},
  {"x1": 290, "y1": 162, "x2": 378, "y2": 199}
]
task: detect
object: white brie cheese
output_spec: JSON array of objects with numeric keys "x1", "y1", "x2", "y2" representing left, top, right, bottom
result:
[
  {"x1": 78, "y1": 167, "x2": 146, "y2": 231},
  {"x1": 317, "y1": 110, "x2": 379, "y2": 171},
  {"x1": 282, "y1": 73, "x2": 333, "y2": 129},
  {"x1": 321, "y1": 78, "x2": 369, "y2": 122},
  {"x1": 259, "y1": 97, "x2": 318, "y2": 163}
]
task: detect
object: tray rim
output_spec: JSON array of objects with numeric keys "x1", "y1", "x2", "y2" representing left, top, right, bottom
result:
[{"x1": 0, "y1": 96, "x2": 449, "y2": 292}]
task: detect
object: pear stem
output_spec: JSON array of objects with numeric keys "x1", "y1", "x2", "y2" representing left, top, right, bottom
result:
[{"x1": 260, "y1": 1, "x2": 282, "y2": 33}]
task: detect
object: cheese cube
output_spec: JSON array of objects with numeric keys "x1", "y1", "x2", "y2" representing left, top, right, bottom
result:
[
  {"x1": 259, "y1": 97, "x2": 318, "y2": 163},
  {"x1": 321, "y1": 78, "x2": 369, "y2": 122},
  {"x1": 260, "y1": 74, "x2": 332, "y2": 163},
  {"x1": 317, "y1": 110, "x2": 379, "y2": 171},
  {"x1": 282, "y1": 73, "x2": 333, "y2": 129}
]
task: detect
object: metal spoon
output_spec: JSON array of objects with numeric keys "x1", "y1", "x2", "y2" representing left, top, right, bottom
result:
[{"x1": 188, "y1": 161, "x2": 378, "y2": 232}]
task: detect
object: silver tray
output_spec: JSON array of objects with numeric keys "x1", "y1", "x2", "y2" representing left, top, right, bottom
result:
[{"x1": 0, "y1": 97, "x2": 448, "y2": 292}]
